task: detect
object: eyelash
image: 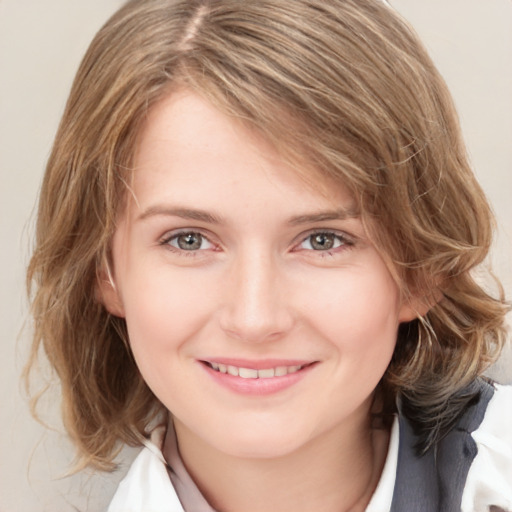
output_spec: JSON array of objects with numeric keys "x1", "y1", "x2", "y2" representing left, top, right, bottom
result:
[
  {"x1": 159, "y1": 229, "x2": 355, "y2": 257},
  {"x1": 159, "y1": 230, "x2": 216, "y2": 257},
  {"x1": 296, "y1": 230, "x2": 355, "y2": 256}
]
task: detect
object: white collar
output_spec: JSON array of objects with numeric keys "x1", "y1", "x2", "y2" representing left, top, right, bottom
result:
[
  {"x1": 365, "y1": 416, "x2": 399, "y2": 512},
  {"x1": 108, "y1": 418, "x2": 399, "y2": 512}
]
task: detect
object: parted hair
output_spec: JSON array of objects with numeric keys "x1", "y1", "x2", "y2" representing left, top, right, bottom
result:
[{"x1": 27, "y1": 0, "x2": 509, "y2": 469}]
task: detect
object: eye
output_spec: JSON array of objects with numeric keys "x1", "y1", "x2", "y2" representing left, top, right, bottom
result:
[
  {"x1": 299, "y1": 232, "x2": 350, "y2": 251},
  {"x1": 165, "y1": 231, "x2": 214, "y2": 251}
]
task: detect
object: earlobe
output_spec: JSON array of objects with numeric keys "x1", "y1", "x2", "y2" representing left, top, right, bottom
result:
[
  {"x1": 398, "y1": 288, "x2": 442, "y2": 323},
  {"x1": 398, "y1": 302, "x2": 425, "y2": 323},
  {"x1": 96, "y1": 263, "x2": 125, "y2": 318}
]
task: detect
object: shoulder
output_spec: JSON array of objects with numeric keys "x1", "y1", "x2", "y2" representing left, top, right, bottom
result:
[
  {"x1": 391, "y1": 379, "x2": 512, "y2": 511},
  {"x1": 462, "y1": 383, "x2": 512, "y2": 512},
  {"x1": 108, "y1": 427, "x2": 185, "y2": 512}
]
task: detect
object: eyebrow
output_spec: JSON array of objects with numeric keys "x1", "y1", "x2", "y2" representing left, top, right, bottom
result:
[
  {"x1": 137, "y1": 205, "x2": 359, "y2": 225},
  {"x1": 137, "y1": 206, "x2": 223, "y2": 224},
  {"x1": 287, "y1": 208, "x2": 360, "y2": 225}
]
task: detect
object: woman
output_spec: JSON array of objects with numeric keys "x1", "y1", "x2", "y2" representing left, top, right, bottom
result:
[{"x1": 27, "y1": 1, "x2": 511, "y2": 510}]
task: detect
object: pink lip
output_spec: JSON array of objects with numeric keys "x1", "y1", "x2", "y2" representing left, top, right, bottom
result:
[{"x1": 198, "y1": 359, "x2": 317, "y2": 396}]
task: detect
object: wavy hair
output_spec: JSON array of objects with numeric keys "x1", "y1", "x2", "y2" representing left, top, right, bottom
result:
[{"x1": 26, "y1": 0, "x2": 509, "y2": 469}]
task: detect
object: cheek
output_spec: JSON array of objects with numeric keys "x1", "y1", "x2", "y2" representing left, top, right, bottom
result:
[
  {"x1": 302, "y1": 266, "x2": 402, "y2": 349},
  {"x1": 120, "y1": 267, "x2": 217, "y2": 366},
  {"x1": 298, "y1": 265, "x2": 401, "y2": 406}
]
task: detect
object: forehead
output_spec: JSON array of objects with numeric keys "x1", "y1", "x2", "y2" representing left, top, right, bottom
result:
[{"x1": 128, "y1": 89, "x2": 357, "y2": 215}]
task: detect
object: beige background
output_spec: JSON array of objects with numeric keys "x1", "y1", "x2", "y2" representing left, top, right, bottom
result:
[{"x1": 1, "y1": 1, "x2": 511, "y2": 510}]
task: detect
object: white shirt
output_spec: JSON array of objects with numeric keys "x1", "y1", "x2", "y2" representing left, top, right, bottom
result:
[{"x1": 108, "y1": 384, "x2": 512, "y2": 512}]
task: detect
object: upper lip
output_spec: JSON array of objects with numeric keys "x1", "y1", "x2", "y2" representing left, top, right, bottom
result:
[{"x1": 200, "y1": 358, "x2": 315, "y2": 370}]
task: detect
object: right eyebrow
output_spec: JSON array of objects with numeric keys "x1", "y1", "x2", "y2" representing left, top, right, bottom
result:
[{"x1": 136, "y1": 205, "x2": 223, "y2": 224}]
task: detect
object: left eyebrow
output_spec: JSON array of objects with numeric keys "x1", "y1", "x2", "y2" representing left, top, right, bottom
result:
[{"x1": 287, "y1": 208, "x2": 360, "y2": 226}]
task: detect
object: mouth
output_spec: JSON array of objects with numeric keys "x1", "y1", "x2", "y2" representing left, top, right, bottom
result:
[
  {"x1": 199, "y1": 359, "x2": 316, "y2": 395},
  {"x1": 202, "y1": 361, "x2": 309, "y2": 379}
]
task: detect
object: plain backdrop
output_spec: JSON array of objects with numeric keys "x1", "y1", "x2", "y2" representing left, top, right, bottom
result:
[{"x1": 1, "y1": 1, "x2": 511, "y2": 510}]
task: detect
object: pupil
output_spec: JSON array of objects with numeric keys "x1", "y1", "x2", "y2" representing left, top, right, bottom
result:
[
  {"x1": 178, "y1": 233, "x2": 201, "y2": 250},
  {"x1": 312, "y1": 233, "x2": 334, "y2": 250}
]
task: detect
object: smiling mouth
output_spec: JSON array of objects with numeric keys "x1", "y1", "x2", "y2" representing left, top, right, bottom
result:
[{"x1": 202, "y1": 361, "x2": 309, "y2": 379}]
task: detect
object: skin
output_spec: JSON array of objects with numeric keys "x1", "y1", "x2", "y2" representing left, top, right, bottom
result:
[{"x1": 100, "y1": 90, "x2": 419, "y2": 511}]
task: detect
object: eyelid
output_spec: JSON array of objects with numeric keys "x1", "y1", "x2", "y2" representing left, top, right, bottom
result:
[
  {"x1": 293, "y1": 228, "x2": 356, "y2": 252},
  {"x1": 159, "y1": 228, "x2": 219, "y2": 251}
]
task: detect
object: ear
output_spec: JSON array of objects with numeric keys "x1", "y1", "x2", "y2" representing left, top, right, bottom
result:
[
  {"x1": 398, "y1": 288, "x2": 443, "y2": 323},
  {"x1": 95, "y1": 262, "x2": 125, "y2": 318}
]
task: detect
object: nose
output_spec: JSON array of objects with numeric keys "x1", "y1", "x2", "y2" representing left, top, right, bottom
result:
[{"x1": 219, "y1": 250, "x2": 294, "y2": 343}]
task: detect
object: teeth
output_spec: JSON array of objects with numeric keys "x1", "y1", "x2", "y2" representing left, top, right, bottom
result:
[
  {"x1": 258, "y1": 368, "x2": 275, "y2": 378},
  {"x1": 275, "y1": 366, "x2": 288, "y2": 377},
  {"x1": 208, "y1": 362, "x2": 304, "y2": 379},
  {"x1": 239, "y1": 367, "x2": 258, "y2": 379},
  {"x1": 227, "y1": 365, "x2": 239, "y2": 376}
]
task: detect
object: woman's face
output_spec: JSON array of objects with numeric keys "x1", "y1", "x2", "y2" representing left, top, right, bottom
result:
[{"x1": 102, "y1": 90, "x2": 416, "y2": 458}]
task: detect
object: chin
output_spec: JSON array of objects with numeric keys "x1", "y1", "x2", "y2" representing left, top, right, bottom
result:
[{"x1": 206, "y1": 422, "x2": 314, "y2": 460}]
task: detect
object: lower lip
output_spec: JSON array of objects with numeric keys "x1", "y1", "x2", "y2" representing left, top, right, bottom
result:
[{"x1": 200, "y1": 362, "x2": 316, "y2": 396}]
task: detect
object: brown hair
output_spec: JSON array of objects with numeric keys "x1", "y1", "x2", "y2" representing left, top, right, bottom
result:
[{"x1": 26, "y1": 0, "x2": 509, "y2": 469}]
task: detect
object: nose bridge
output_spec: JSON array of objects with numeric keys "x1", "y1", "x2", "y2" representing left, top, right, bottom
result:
[{"x1": 220, "y1": 246, "x2": 292, "y2": 342}]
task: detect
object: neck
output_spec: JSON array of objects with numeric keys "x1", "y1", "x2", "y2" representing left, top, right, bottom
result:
[{"x1": 168, "y1": 410, "x2": 389, "y2": 512}]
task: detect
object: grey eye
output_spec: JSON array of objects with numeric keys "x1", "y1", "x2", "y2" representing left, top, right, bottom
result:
[
  {"x1": 309, "y1": 233, "x2": 336, "y2": 250},
  {"x1": 172, "y1": 232, "x2": 205, "y2": 250},
  {"x1": 300, "y1": 232, "x2": 347, "y2": 251}
]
